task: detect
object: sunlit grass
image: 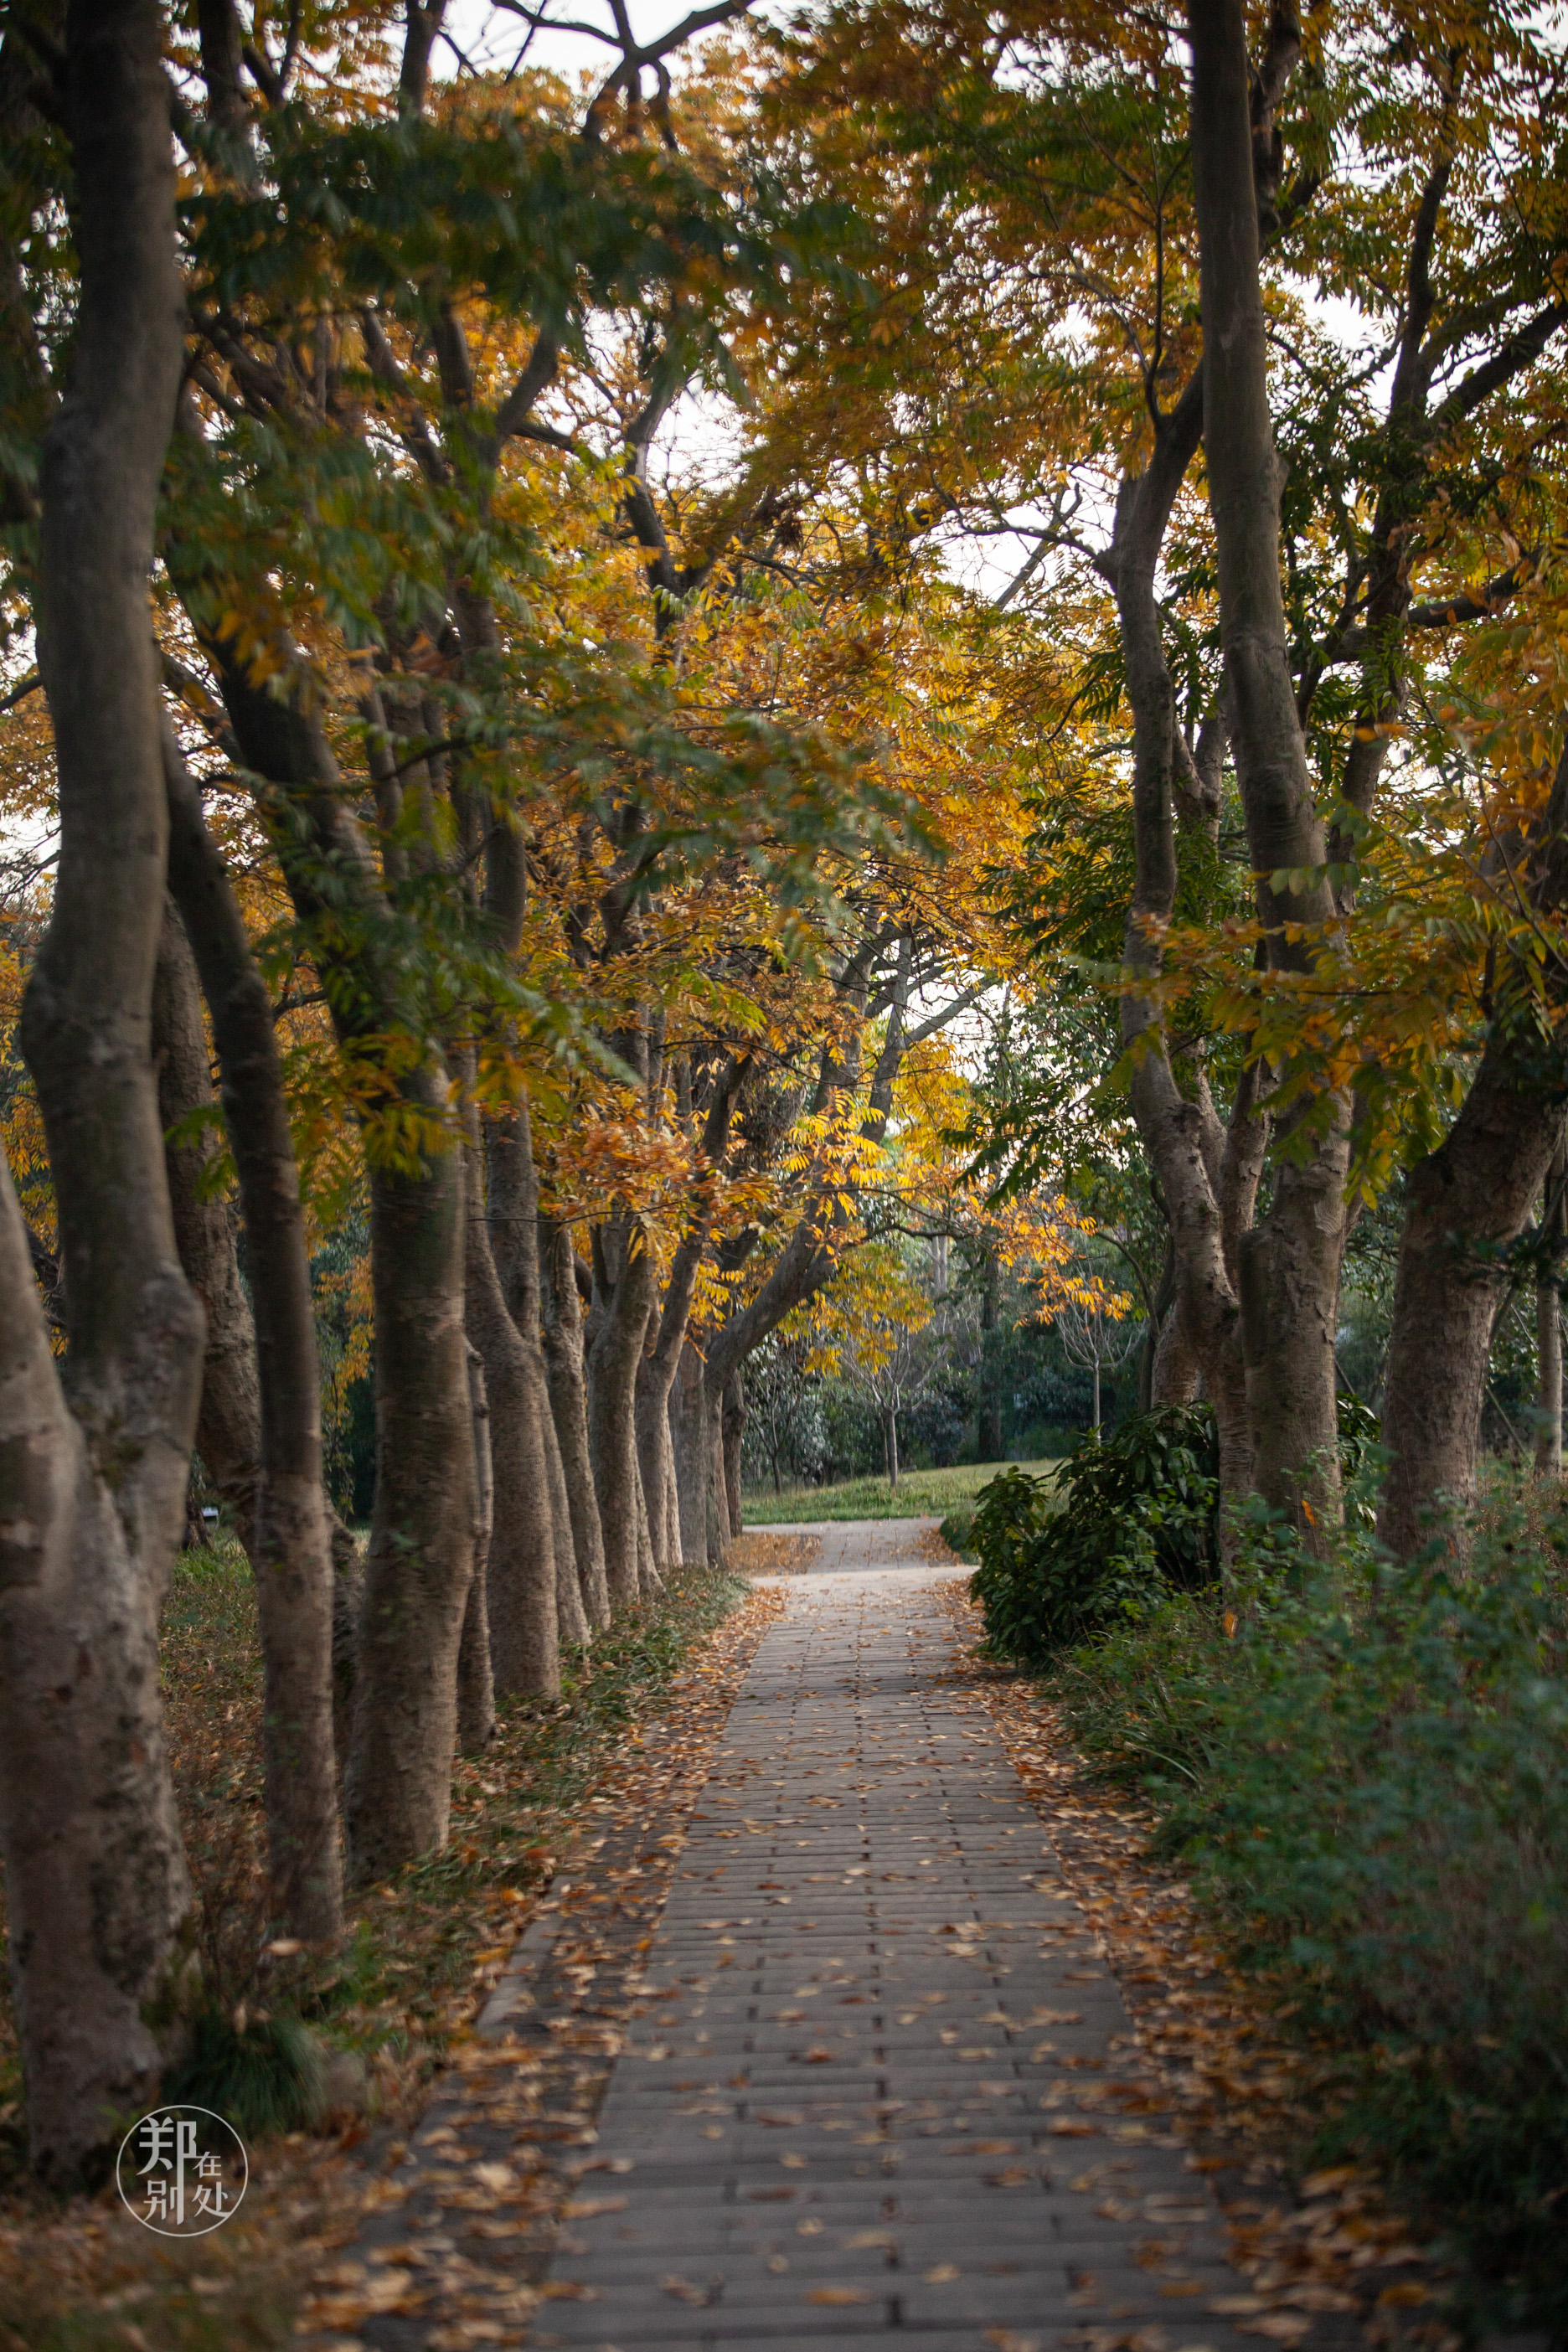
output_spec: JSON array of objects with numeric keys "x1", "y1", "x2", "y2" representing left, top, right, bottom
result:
[{"x1": 743, "y1": 1458, "x2": 1060, "y2": 1522}]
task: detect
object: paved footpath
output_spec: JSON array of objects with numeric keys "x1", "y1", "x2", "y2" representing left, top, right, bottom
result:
[{"x1": 519, "y1": 1546, "x2": 1266, "y2": 2352}]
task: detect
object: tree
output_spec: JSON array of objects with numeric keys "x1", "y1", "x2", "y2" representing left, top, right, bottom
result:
[{"x1": 0, "y1": 0, "x2": 204, "y2": 2180}]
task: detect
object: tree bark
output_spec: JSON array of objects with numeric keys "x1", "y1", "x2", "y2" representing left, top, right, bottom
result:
[
  {"x1": 672, "y1": 1337, "x2": 717, "y2": 1565},
  {"x1": 1378, "y1": 1034, "x2": 1566, "y2": 1555},
  {"x1": 885, "y1": 1406, "x2": 900, "y2": 1493},
  {"x1": 634, "y1": 1063, "x2": 745, "y2": 1567},
  {"x1": 162, "y1": 750, "x2": 343, "y2": 1938},
  {"x1": 463, "y1": 1117, "x2": 560, "y2": 1702},
  {"x1": 541, "y1": 1220, "x2": 609, "y2": 1627},
  {"x1": 0, "y1": 0, "x2": 203, "y2": 2179},
  {"x1": 178, "y1": 641, "x2": 481, "y2": 1885},
  {"x1": 1106, "y1": 367, "x2": 1261, "y2": 1514},
  {"x1": 457, "y1": 1344, "x2": 497, "y2": 1752},
  {"x1": 722, "y1": 1368, "x2": 745, "y2": 1536},
  {"x1": 1536, "y1": 1141, "x2": 1565, "y2": 1478},
  {"x1": 151, "y1": 902, "x2": 260, "y2": 1540},
  {"x1": 1188, "y1": 0, "x2": 1347, "y2": 1536},
  {"x1": 587, "y1": 1220, "x2": 656, "y2": 1607},
  {"x1": 345, "y1": 1110, "x2": 477, "y2": 1881}
]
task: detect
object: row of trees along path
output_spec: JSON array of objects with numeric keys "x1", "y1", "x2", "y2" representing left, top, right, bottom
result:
[{"x1": 2, "y1": 0, "x2": 1566, "y2": 2196}]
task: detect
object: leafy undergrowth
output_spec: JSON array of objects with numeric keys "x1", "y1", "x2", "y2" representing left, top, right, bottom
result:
[
  {"x1": 961, "y1": 1467, "x2": 1568, "y2": 2341},
  {"x1": 937, "y1": 1579, "x2": 1459, "y2": 2352},
  {"x1": 0, "y1": 1546, "x2": 776, "y2": 2349}
]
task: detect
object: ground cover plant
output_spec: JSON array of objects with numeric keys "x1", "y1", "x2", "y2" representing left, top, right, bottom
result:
[
  {"x1": 1039, "y1": 1467, "x2": 1568, "y2": 2334},
  {"x1": 967, "y1": 1409, "x2": 1220, "y2": 1664}
]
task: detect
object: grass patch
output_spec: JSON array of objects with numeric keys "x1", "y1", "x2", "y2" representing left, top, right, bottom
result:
[
  {"x1": 1040, "y1": 1470, "x2": 1568, "y2": 2335},
  {"x1": 743, "y1": 1458, "x2": 1059, "y2": 1522}
]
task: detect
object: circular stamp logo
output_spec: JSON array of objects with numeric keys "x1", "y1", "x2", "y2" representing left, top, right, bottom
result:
[{"x1": 116, "y1": 2104, "x2": 248, "y2": 2236}]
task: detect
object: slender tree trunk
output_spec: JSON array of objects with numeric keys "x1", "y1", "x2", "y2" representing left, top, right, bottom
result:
[
  {"x1": 1378, "y1": 1035, "x2": 1565, "y2": 1554},
  {"x1": 587, "y1": 1221, "x2": 656, "y2": 1607},
  {"x1": 978, "y1": 1251, "x2": 1003, "y2": 1459},
  {"x1": 541, "y1": 1220, "x2": 609, "y2": 1628},
  {"x1": 346, "y1": 1107, "x2": 477, "y2": 1882},
  {"x1": 462, "y1": 1115, "x2": 560, "y2": 1702},
  {"x1": 162, "y1": 753, "x2": 343, "y2": 1938},
  {"x1": 1189, "y1": 0, "x2": 1346, "y2": 1537},
  {"x1": 183, "y1": 650, "x2": 483, "y2": 1883},
  {"x1": 673, "y1": 1338, "x2": 714, "y2": 1564},
  {"x1": 885, "y1": 1407, "x2": 900, "y2": 1493},
  {"x1": 0, "y1": 0, "x2": 204, "y2": 2179},
  {"x1": 722, "y1": 1369, "x2": 745, "y2": 1537},
  {"x1": 1536, "y1": 1141, "x2": 1566, "y2": 1478},
  {"x1": 482, "y1": 1093, "x2": 575, "y2": 1671},
  {"x1": 457, "y1": 1345, "x2": 497, "y2": 1752},
  {"x1": 1091, "y1": 1362, "x2": 1101, "y2": 1433},
  {"x1": 152, "y1": 902, "x2": 260, "y2": 1539},
  {"x1": 633, "y1": 1061, "x2": 746, "y2": 1569}
]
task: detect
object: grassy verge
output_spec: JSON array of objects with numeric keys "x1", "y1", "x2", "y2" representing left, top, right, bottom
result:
[
  {"x1": 743, "y1": 1458, "x2": 1058, "y2": 1523},
  {"x1": 1032, "y1": 1473, "x2": 1568, "y2": 2336}
]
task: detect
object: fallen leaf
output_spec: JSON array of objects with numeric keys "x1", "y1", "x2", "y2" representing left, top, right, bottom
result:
[
  {"x1": 659, "y1": 2276, "x2": 708, "y2": 2306},
  {"x1": 807, "y1": 2286, "x2": 870, "y2": 2305},
  {"x1": 925, "y1": 2263, "x2": 962, "y2": 2282}
]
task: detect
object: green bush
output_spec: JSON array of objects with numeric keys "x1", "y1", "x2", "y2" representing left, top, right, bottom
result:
[
  {"x1": 939, "y1": 1501, "x2": 977, "y2": 1559},
  {"x1": 1048, "y1": 1477, "x2": 1568, "y2": 2329},
  {"x1": 968, "y1": 1406, "x2": 1218, "y2": 1664}
]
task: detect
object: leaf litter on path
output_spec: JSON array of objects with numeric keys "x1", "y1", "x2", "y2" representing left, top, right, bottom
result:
[{"x1": 933, "y1": 1579, "x2": 1455, "y2": 2352}]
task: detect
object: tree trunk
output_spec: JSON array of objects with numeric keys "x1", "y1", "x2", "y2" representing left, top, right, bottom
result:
[
  {"x1": 151, "y1": 901, "x2": 260, "y2": 1542},
  {"x1": 722, "y1": 1369, "x2": 745, "y2": 1537},
  {"x1": 978, "y1": 1251, "x2": 1003, "y2": 1459},
  {"x1": 345, "y1": 1110, "x2": 477, "y2": 1883},
  {"x1": 1189, "y1": 0, "x2": 1345, "y2": 1537},
  {"x1": 457, "y1": 1345, "x2": 497, "y2": 1753},
  {"x1": 1378, "y1": 1033, "x2": 1565, "y2": 1555},
  {"x1": 587, "y1": 1220, "x2": 656, "y2": 1607},
  {"x1": 162, "y1": 750, "x2": 343, "y2": 1939},
  {"x1": 541, "y1": 1220, "x2": 609, "y2": 1628},
  {"x1": 1536, "y1": 1142, "x2": 1565, "y2": 1478},
  {"x1": 1091, "y1": 1362, "x2": 1101, "y2": 1433},
  {"x1": 184, "y1": 644, "x2": 483, "y2": 1885},
  {"x1": 673, "y1": 1338, "x2": 716, "y2": 1565},
  {"x1": 633, "y1": 1061, "x2": 746, "y2": 1570},
  {"x1": 0, "y1": 0, "x2": 203, "y2": 2179},
  {"x1": 463, "y1": 1117, "x2": 560, "y2": 1702},
  {"x1": 885, "y1": 1406, "x2": 900, "y2": 1493},
  {"x1": 482, "y1": 1092, "x2": 575, "y2": 1671}
]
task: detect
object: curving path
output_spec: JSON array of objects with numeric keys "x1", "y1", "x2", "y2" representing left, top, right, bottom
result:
[{"x1": 515, "y1": 1534, "x2": 1268, "y2": 2352}]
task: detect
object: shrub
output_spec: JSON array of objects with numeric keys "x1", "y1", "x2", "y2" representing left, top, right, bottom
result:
[
  {"x1": 939, "y1": 1501, "x2": 977, "y2": 1559},
  {"x1": 968, "y1": 1406, "x2": 1219, "y2": 1665},
  {"x1": 1047, "y1": 1478, "x2": 1568, "y2": 2329}
]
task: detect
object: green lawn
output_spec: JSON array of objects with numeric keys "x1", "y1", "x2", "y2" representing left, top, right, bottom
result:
[{"x1": 741, "y1": 1460, "x2": 1059, "y2": 1523}]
